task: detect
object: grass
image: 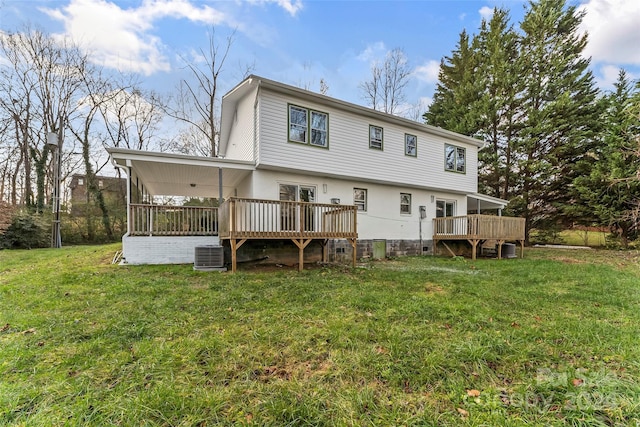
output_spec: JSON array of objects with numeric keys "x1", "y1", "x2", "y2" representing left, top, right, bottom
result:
[{"x1": 1, "y1": 244, "x2": 640, "y2": 426}]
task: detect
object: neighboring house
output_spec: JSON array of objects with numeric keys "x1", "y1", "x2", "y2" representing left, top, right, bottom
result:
[
  {"x1": 108, "y1": 75, "x2": 524, "y2": 270},
  {"x1": 68, "y1": 174, "x2": 126, "y2": 216}
]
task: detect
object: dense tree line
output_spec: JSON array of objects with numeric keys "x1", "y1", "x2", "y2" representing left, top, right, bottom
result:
[{"x1": 425, "y1": 0, "x2": 640, "y2": 245}]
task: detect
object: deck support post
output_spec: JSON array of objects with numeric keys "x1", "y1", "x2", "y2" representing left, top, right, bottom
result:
[
  {"x1": 230, "y1": 238, "x2": 247, "y2": 273},
  {"x1": 468, "y1": 239, "x2": 481, "y2": 260},
  {"x1": 292, "y1": 238, "x2": 313, "y2": 272},
  {"x1": 320, "y1": 239, "x2": 328, "y2": 263},
  {"x1": 496, "y1": 239, "x2": 505, "y2": 260},
  {"x1": 348, "y1": 238, "x2": 357, "y2": 268},
  {"x1": 519, "y1": 240, "x2": 525, "y2": 258}
]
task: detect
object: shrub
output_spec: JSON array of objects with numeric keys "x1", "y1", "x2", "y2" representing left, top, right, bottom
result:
[{"x1": 0, "y1": 211, "x2": 50, "y2": 249}]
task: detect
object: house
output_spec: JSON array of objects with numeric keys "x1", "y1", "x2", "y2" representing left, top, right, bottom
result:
[
  {"x1": 68, "y1": 174, "x2": 126, "y2": 216},
  {"x1": 108, "y1": 75, "x2": 524, "y2": 271}
]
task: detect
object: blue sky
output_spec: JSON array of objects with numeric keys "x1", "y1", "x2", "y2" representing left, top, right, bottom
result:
[{"x1": 1, "y1": 0, "x2": 639, "y2": 115}]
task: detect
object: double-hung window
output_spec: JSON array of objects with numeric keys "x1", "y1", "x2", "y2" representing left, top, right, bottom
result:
[
  {"x1": 445, "y1": 144, "x2": 466, "y2": 173},
  {"x1": 405, "y1": 134, "x2": 417, "y2": 157},
  {"x1": 288, "y1": 104, "x2": 328, "y2": 148},
  {"x1": 369, "y1": 125, "x2": 383, "y2": 150},
  {"x1": 354, "y1": 188, "x2": 367, "y2": 211},
  {"x1": 400, "y1": 193, "x2": 411, "y2": 214}
]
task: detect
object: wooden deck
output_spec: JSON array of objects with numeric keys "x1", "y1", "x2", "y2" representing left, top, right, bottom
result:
[
  {"x1": 433, "y1": 215, "x2": 525, "y2": 259},
  {"x1": 129, "y1": 204, "x2": 218, "y2": 236},
  {"x1": 127, "y1": 198, "x2": 358, "y2": 272},
  {"x1": 219, "y1": 197, "x2": 358, "y2": 272}
]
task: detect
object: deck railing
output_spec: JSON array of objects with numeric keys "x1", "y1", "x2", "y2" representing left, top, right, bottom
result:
[
  {"x1": 129, "y1": 204, "x2": 218, "y2": 236},
  {"x1": 433, "y1": 214, "x2": 525, "y2": 241},
  {"x1": 218, "y1": 197, "x2": 358, "y2": 239}
]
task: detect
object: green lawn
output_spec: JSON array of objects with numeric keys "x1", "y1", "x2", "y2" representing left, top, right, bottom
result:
[{"x1": 1, "y1": 245, "x2": 640, "y2": 426}]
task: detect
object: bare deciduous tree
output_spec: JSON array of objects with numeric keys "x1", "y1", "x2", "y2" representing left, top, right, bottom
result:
[
  {"x1": 359, "y1": 48, "x2": 412, "y2": 115},
  {"x1": 0, "y1": 28, "x2": 86, "y2": 212},
  {"x1": 165, "y1": 28, "x2": 253, "y2": 157}
]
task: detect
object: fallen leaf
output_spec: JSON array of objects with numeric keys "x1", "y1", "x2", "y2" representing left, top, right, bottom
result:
[
  {"x1": 466, "y1": 389, "x2": 481, "y2": 397},
  {"x1": 511, "y1": 322, "x2": 520, "y2": 328},
  {"x1": 457, "y1": 408, "x2": 469, "y2": 417},
  {"x1": 246, "y1": 413, "x2": 254, "y2": 423},
  {"x1": 572, "y1": 378, "x2": 584, "y2": 387},
  {"x1": 0, "y1": 324, "x2": 9, "y2": 332},
  {"x1": 374, "y1": 346, "x2": 388, "y2": 355},
  {"x1": 22, "y1": 328, "x2": 36, "y2": 335}
]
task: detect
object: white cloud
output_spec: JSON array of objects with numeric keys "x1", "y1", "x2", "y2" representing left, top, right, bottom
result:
[
  {"x1": 593, "y1": 64, "x2": 639, "y2": 91},
  {"x1": 419, "y1": 96, "x2": 433, "y2": 110},
  {"x1": 414, "y1": 60, "x2": 440, "y2": 84},
  {"x1": 479, "y1": 6, "x2": 494, "y2": 21},
  {"x1": 578, "y1": 0, "x2": 640, "y2": 65},
  {"x1": 356, "y1": 41, "x2": 386, "y2": 63},
  {"x1": 41, "y1": 0, "x2": 231, "y2": 75},
  {"x1": 39, "y1": 0, "x2": 268, "y2": 75},
  {"x1": 246, "y1": 0, "x2": 303, "y2": 17}
]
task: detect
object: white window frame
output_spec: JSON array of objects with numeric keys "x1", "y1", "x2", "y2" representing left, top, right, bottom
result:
[
  {"x1": 369, "y1": 125, "x2": 383, "y2": 150},
  {"x1": 445, "y1": 144, "x2": 466, "y2": 173},
  {"x1": 310, "y1": 111, "x2": 328, "y2": 147},
  {"x1": 436, "y1": 199, "x2": 456, "y2": 218},
  {"x1": 354, "y1": 188, "x2": 367, "y2": 212},
  {"x1": 405, "y1": 134, "x2": 417, "y2": 157},
  {"x1": 400, "y1": 193, "x2": 411, "y2": 214},
  {"x1": 288, "y1": 104, "x2": 328, "y2": 148}
]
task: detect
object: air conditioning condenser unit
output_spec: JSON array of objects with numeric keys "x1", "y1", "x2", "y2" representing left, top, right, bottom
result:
[{"x1": 194, "y1": 245, "x2": 227, "y2": 271}]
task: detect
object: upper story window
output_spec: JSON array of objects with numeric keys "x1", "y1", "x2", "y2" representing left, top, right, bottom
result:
[
  {"x1": 405, "y1": 134, "x2": 417, "y2": 157},
  {"x1": 400, "y1": 193, "x2": 411, "y2": 214},
  {"x1": 78, "y1": 178, "x2": 84, "y2": 186},
  {"x1": 369, "y1": 125, "x2": 383, "y2": 150},
  {"x1": 354, "y1": 188, "x2": 367, "y2": 212},
  {"x1": 288, "y1": 104, "x2": 328, "y2": 148},
  {"x1": 445, "y1": 144, "x2": 466, "y2": 173}
]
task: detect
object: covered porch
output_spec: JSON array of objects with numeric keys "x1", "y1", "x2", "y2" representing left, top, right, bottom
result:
[{"x1": 108, "y1": 148, "x2": 358, "y2": 271}]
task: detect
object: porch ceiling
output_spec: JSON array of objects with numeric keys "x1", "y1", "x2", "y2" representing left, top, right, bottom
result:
[
  {"x1": 467, "y1": 192, "x2": 508, "y2": 211},
  {"x1": 108, "y1": 148, "x2": 254, "y2": 198}
]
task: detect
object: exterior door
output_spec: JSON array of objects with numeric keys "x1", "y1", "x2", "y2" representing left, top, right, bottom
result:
[
  {"x1": 436, "y1": 200, "x2": 456, "y2": 233},
  {"x1": 279, "y1": 184, "x2": 317, "y2": 231},
  {"x1": 279, "y1": 184, "x2": 297, "y2": 231},
  {"x1": 299, "y1": 186, "x2": 316, "y2": 232}
]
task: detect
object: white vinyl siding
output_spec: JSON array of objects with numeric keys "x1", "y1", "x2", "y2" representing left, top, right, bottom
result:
[
  {"x1": 223, "y1": 87, "x2": 257, "y2": 161},
  {"x1": 256, "y1": 90, "x2": 477, "y2": 194}
]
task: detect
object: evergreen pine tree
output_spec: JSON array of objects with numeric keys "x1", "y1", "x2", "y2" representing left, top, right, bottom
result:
[
  {"x1": 570, "y1": 70, "x2": 640, "y2": 247},
  {"x1": 511, "y1": 0, "x2": 600, "y2": 239},
  {"x1": 423, "y1": 30, "x2": 482, "y2": 136},
  {"x1": 473, "y1": 8, "x2": 522, "y2": 200}
]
